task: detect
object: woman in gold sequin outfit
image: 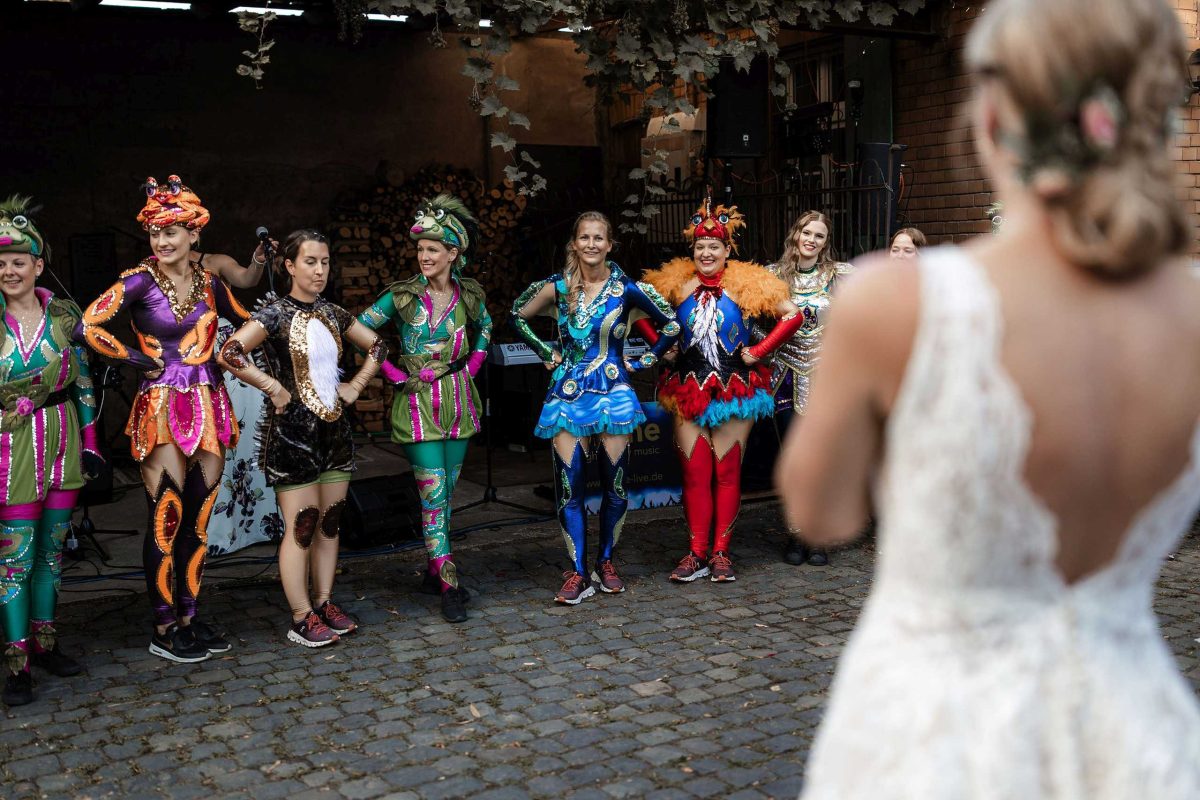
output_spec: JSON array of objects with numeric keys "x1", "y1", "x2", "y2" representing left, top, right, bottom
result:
[{"x1": 765, "y1": 211, "x2": 852, "y2": 566}]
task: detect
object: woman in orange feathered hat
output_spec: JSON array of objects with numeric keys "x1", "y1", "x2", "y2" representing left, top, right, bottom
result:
[{"x1": 636, "y1": 195, "x2": 805, "y2": 582}]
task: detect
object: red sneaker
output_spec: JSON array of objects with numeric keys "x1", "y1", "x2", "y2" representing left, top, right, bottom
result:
[
  {"x1": 709, "y1": 551, "x2": 736, "y2": 582},
  {"x1": 316, "y1": 600, "x2": 358, "y2": 635},
  {"x1": 591, "y1": 560, "x2": 626, "y2": 593},
  {"x1": 669, "y1": 552, "x2": 711, "y2": 582},
  {"x1": 287, "y1": 611, "x2": 339, "y2": 648},
  {"x1": 554, "y1": 571, "x2": 596, "y2": 605}
]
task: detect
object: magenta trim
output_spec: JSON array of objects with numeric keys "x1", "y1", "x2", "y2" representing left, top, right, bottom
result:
[
  {"x1": 50, "y1": 404, "x2": 67, "y2": 487},
  {"x1": 429, "y1": 285, "x2": 461, "y2": 333},
  {"x1": 54, "y1": 350, "x2": 70, "y2": 390},
  {"x1": 44, "y1": 489, "x2": 78, "y2": 510},
  {"x1": 0, "y1": 502, "x2": 41, "y2": 520},
  {"x1": 450, "y1": 327, "x2": 466, "y2": 361},
  {"x1": 33, "y1": 410, "x2": 46, "y2": 492},
  {"x1": 430, "y1": 379, "x2": 443, "y2": 434},
  {"x1": 408, "y1": 393, "x2": 423, "y2": 441},
  {"x1": 0, "y1": 433, "x2": 10, "y2": 504},
  {"x1": 450, "y1": 373, "x2": 463, "y2": 439},
  {"x1": 464, "y1": 373, "x2": 479, "y2": 431},
  {"x1": 5, "y1": 300, "x2": 49, "y2": 365}
]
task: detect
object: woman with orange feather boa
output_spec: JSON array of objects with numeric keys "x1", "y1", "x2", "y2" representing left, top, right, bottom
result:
[{"x1": 637, "y1": 198, "x2": 804, "y2": 582}]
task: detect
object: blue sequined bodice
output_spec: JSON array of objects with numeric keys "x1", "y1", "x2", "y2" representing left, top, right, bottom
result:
[
  {"x1": 676, "y1": 288, "x2": 754, "y2": 359},
  {"x1": 546, "y1": 266, "x2": 644, "y2": 402}
]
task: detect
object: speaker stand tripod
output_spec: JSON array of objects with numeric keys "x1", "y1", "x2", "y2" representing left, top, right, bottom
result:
[
  {"x1": 66, "y1": 363, "x2": 140, "y2": 561},
  {"x1": 453, "y1": 360, "x2": 550, "y2": 517}
]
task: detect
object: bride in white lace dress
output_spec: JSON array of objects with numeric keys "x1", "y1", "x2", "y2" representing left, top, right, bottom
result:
[{"x1": 776, "y1": 1, "x2": 1200, "y2": 797}]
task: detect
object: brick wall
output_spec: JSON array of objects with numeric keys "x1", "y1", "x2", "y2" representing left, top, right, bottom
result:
[
  {"x1": 893, "y1": 1, "x2": 1200, "y2": 255},
  {"x1": 1176, "y1": 1, "x2": 1200, "y2": 255}
]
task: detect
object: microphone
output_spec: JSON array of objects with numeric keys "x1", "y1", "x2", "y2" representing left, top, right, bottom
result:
[{"x1": 255, "y1": 226, "x2": 276, "y2": 293}]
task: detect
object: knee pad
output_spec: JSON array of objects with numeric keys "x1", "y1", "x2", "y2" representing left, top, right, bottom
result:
[
  {"x1": 320, "y1": 499, "x2": 345, "y2": 540},
  {"x1": 292, "y1": 506, "x2": 320, "y2": 549}
]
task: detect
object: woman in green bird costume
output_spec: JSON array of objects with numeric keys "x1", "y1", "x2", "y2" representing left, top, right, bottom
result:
[
  {"x1": 0, "y1": 196, "x2": 102, "y2": 706},
  {"x1": 356, "y1": 195, "x2": 492, "y2": 623}
]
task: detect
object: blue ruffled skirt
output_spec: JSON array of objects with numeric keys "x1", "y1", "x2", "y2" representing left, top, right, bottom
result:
[
  {"x1": 535, "y1": 383, "x2": 646, "y2": 439},
  {"x1": 693, "y1": 389, "x2": 775, "y2": 428}
]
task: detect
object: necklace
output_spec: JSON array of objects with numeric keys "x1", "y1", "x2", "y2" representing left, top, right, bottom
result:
[
  {"x1": 569, "y1": 268, "x2": 617, "y2": 336},
  {"x1": 790, "y1": 262, "x2": 837, "y2": 294},
  {"x1": 147, "y1": 258, "x2": 207, "y2": 322}
]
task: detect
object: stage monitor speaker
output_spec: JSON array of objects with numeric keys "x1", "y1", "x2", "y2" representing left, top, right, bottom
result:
[
  {"x1": 708, "y1": 56, "x2": 770, "y2": 158},
  {"x1": 69, "y1": 233, "x2": 118, "y2": 302},
  {"x1": 342, "y1": 473, "x2": 421, "y2": 550}
]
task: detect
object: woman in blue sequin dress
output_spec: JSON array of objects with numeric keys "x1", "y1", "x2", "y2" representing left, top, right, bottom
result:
[{"x1": 512, "y1": 211, "x2": 679, "y2": 604}]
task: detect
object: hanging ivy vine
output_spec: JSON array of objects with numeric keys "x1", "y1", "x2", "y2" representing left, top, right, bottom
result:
[{"x1": 240, "y1": 0, "x2": 928, "y2": 226}]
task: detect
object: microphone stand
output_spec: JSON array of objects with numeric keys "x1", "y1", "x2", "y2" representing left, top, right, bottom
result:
[{"x1": 263, "y1": 239, "x2": 276, "y2": 295}]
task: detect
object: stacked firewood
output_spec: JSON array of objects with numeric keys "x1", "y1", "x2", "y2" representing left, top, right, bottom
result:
[{"x1": 331, "y1": 164, "x2": 529, "y2": 432}]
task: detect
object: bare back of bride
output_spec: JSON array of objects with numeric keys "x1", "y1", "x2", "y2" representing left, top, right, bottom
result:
[{"x1": 777, "y1": 0, "x2": 1200, "y2": 797}]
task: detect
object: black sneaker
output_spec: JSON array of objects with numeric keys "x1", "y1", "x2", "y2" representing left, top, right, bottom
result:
[
  {"x1": 149, "y1": 624, "x2": 211, "y2": 664},
  {"x1": 31, "y1": 644, "x2": 83, "y2": 677},
  {"x1": 2, "y1": 670, "x2": 33, "y2": 706},
  {"x1": 807, "y1": 549, "x2": 829, "y2": 567},
  {"x1": 441, "y1": 588, "x2": 468, "y2": 624},
  {"x1": 783, "y1": 538, "x2": 808, "y2": 566},
  {"x1": 419, "y1": 571, "x2": 471, "y2": 602},
  {"x1": 185, "y1": 618, "x2": 232, "y2": 654}
]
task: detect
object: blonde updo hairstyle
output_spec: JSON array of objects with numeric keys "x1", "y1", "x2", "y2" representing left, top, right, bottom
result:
[{"x1": 966, "y1": 0, "x2": 1191, "y2": 278}]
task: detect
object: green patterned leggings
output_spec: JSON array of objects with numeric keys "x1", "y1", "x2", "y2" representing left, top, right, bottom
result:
[{"x1": 402, "y1": 439, "x2": 470, "y2": 591}]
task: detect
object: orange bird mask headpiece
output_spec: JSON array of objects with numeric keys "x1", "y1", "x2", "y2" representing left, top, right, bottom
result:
[
  {"x1": 683, "y1": 192, "x2": 745, "y2": 253},
  {"x1": 137, "y1": 175, "x2": 210, "y2": 232}
]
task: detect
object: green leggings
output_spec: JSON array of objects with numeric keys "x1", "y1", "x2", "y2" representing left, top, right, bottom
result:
[
  {"x1": 402, "y1": 439, "x2": 470, "y2": 565},
  {"x1": 0, "y1": 506, "x2": 75, "y2": 644}
]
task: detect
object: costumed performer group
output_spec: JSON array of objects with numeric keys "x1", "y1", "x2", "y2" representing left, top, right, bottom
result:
[{"x1": 2, "y1": 169, "x2": 854, "y2": 703}]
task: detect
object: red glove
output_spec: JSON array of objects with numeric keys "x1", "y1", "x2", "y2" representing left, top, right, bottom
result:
[
  {"x1": 632, "y1": 318, "x2": 660, "y2": 345},
  {"x1": 747, "y1": 311, "x2": 805, "y2": 360}
]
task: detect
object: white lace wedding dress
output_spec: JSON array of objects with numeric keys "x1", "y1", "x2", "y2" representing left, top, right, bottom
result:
[{"x1": 800, "y1": 247, "x2": 1200, "y2": 799}]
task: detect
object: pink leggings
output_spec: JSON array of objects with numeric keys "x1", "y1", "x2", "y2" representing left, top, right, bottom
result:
[{"x1": 0, "y1": 489, "x2": 80, "y2": 521}]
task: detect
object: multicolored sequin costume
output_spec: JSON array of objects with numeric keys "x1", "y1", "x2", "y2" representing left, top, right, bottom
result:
[
  {"x1": 247, "y1": 294, "x2": 363, "y2": 488},
  {"x1": 765, "y1": 260, "x2": 853, "y2": 415},
  {"x1": 512, "y1": 262, "x2": 678, "y2": 579},
  {"x1": 220, "y1": 281, "x2": 383, "y2": 638},
  {"x1": 78, "y1": 177, "x2": 250, "y2": 629},
  {"x1": 0, "y1": 198, "x2": 98, "y2": 692},
  {"x1": 638, "y1": 200, "x2": 804, "y2": 569},
  {"x1": 357, "y1": 196, "x2": 492, "y2": 600}
]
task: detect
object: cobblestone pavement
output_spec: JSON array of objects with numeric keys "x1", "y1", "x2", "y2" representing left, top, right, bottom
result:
[{"x1": 3, "y1": 503, "x2": 1199, "y2": 800}]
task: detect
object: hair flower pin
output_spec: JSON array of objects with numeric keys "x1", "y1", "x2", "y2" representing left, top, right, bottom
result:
[{"x1": 1078, "y1": 84, "x2": 1124, "y2": 155}]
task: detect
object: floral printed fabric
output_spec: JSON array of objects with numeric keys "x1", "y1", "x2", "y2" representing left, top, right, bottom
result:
[{"x1": 207, "y1": 320, "x2": 283, "y2": 555}]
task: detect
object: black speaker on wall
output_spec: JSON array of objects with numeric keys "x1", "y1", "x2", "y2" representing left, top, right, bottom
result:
[
  {"x1": 708, "y1": 56, "x2": 770, "y2": 158},
  {"x1": 342, "y1": 473, "x2": 421, "y2": 550}
]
